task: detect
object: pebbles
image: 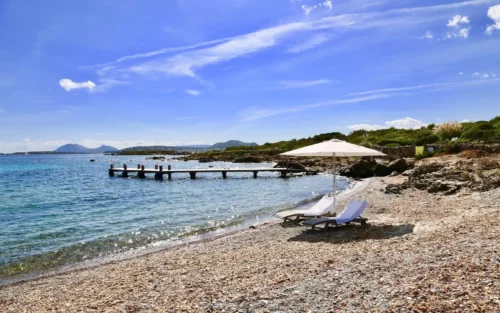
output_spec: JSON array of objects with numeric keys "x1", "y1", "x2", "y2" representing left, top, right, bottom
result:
[{"x1": 1, "y1": 162, "x2": 499, "y2": 312}]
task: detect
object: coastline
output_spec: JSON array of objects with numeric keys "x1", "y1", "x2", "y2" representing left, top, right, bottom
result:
[
  {"x1": 2, "y1": 172, "x2": 498, "y2": 312},
  {"x1": 0, "y1": 173, "x2": 355, "y2": 287}
]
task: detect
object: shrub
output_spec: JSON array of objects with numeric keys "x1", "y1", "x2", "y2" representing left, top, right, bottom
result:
[
  {"x1": 433, "y1": 121, "x2": 463, "y2": 141},
  {"x1": 415, "y1": 134, "x2": 440, "y2": 145},
  {"x1": 385, "y1": 143, "x2": 401, "y2": 147},
  {"x1": 441, "y1": 141, "x2": 461, "y2": 154}
]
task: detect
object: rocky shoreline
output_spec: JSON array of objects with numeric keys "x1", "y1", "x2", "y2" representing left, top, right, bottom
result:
[{"x1": 1, "y1": 154, "x2": 499, "y2": 312}]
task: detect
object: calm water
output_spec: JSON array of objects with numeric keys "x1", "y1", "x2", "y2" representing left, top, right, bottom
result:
[{"x1": 0, "y1": 154, "x2": 347, "y2": 281}]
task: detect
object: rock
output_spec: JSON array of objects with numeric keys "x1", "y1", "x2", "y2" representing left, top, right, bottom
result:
[
  {"x1": 146, "y1": 156, "x2": 166, "y2": 161},
  {"x1": 427, "y1": 181, "x2": 450, "y2": 193},
  {"x1": 384, "y1": 184, "x2": 406, "y2": 194},
  {"x1": 89, "y1": 159, "x2": 95, "y2": 162},
  {"x1": 390, "y1": 171, "x2": 399, "y2": 177},
  {"x1": 373, "y1": 164, "x2": 392, "y2": 177},
  {"x1": 273, "y1": 161, "x2": 306, "y2": 171},
  {"x1": 198, "y1": 158, "x2": 215, "y2": 163},
  {"x1": 339, "y1": 159, "x2": 376, "y2": 178},
  {"x1": 388, "y1": 159, "x2": 410, "y2": 173},
  {"x1": 233, "y1": 156, "x2": 262, "y2": 163}
]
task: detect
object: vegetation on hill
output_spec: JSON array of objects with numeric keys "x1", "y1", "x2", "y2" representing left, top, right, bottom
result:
[{"x1": 184, "y1": 116, "x2": 500, "y2": 161}]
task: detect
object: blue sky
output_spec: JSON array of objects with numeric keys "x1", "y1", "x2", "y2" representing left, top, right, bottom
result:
[{"x1": 1, "y1": 0, "x2": 500, "y2": 152}]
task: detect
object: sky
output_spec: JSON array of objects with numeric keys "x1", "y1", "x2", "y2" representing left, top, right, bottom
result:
[{"x1": 1, "y1": 0, "x2": 500, "y2": 153}]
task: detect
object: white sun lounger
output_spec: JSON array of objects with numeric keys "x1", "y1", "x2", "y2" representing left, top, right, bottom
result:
[
  {"x1": 275, "y1": 195, "x2": 335, "y2": 222},
  {"x1": 302, "y1": 200, "x2": 369, "y2": 230}
]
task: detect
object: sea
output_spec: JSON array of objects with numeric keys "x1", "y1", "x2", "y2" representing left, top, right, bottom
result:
[{"x1": 0, "y1": 154, "x2": 348, "y2": 284}]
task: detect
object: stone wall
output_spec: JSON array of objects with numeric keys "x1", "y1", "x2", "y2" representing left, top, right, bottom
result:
[
  {"x1": 374, "y1": 145, "x2": 416, "y2": 159},
  {"x1": 426, "y1": 143, "x2": 500, "y2": 154}
]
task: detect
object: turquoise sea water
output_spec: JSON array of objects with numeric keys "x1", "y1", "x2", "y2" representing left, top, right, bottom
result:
[{"x1": 0, "y1": 154, "x2": 347, "y2": 281}]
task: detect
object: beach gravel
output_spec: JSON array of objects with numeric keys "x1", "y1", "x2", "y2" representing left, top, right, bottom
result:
[{"x1": 1, "y1": 157, "x2": 499, "y2": 312}]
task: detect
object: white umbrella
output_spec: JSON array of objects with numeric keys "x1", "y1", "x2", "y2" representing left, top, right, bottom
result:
[{"x1": 280, "y1": 139, "x2": 386, "y2": 214}]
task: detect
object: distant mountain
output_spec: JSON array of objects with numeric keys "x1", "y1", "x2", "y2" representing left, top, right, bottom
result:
[
  {"x1": 210, "y1": 140, "x2": 258, "y2": 150},
  {"x1": 120, "y1": 145, "x2": 209, "y2": 152},
  {"x1": 54, "y1": 144, "x2": 118, "y2": 153}
]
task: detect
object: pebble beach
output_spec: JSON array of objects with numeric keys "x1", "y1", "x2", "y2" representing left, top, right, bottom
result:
[{"x1": 1, "y1": 164, "x2": 499, "y2": 312}]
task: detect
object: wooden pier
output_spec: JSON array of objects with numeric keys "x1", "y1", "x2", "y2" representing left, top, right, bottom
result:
[{"x1": 109, "y1": 164, "x2": 315, "y2": 180}]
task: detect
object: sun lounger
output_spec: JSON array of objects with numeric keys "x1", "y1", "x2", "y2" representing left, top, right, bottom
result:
[
  {"x1": 275, "y1": 195, "x2": 335, "y2": 222},
  {"x1": 302, "y1": 200, "x2": 369, "y2": 230}
]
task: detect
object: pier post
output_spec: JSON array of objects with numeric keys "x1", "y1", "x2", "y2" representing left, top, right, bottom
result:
[
  {"x1": 138, "y1": 165, "x2": 145, "y2": 178},
  {"x1": 280, "y1": 171, "x2": 287, "y2": 178},
  {"x1": 222, "y1": 171, "x2": 227, "y2": 179},
  {"x1": 122, "y1": 164, "x2": 128, "y2": 177},
  {"x1": 168, "y1": 165, "x2": 171, "y2": 170},
  {"x1": 189, "y1": 172, "x2": 197, "y2": 179},
  {"x1": 155, "y1": 165, "x2": 158, "y2": 170},
  {"x1": 137, "y1": 164, "x2": 140, "y2": 169},
  {"x1": 109, "y1": 164, "x2": 114, "y2": 177},
  {"x1": 253, "y1": 171, "x2": 258, "y2": 179},
  {"x1": 156, "y1": 165, "x2": 163, "y2": 180}
]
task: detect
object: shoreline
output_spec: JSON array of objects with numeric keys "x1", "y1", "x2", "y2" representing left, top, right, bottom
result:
[
  {"x1": 0, "y1": 174, "x2": 359, "y2": 287},
  {"x1": 1, "y1": 164, "x2": 498, "y2": 311}
]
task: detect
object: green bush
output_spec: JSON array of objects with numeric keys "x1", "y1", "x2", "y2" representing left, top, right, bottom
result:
[
  {"x1": 441, "y1": 141, "x2": 461, "y2": 154},
  {"x1": 415, "y1": 134, "x2": 440, "y2": 145}
]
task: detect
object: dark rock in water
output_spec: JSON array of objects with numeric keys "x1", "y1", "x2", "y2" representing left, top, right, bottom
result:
[
  {"x1": 388, "y1": 159, "x2": 410, "y2": 173},
  {"x1": 146, "y1": 156, "x2": 166, "y2": 160},
  {"x1": 390, "y1": 171, "x2": 399, "y2": 176},
  {"x1": 90, "y1": 159, "x2": 95, "y2": 162},
  {"x1": 233, "y1": 156, "x2": 262, "y2": 163},
  {"x1": 339, "y1": 159, "x2": 376, "y2": 178},
  {"x1": 373, "y1": 164, "x2": 392, "y2": 177},
  {"x1": 273, "y1": 161, "x2": 306, "y2": 171},
  {"x1": 198, "y1": 158, "x2": 215, "y2": 163},
  {"x1": 208, "y1": 165, "x2": 214, "y2": 168}
]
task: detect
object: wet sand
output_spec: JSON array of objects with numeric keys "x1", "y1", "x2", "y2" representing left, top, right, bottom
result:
[{"x1": 1, "y1": 176, "x2": 499, "y2": 312}]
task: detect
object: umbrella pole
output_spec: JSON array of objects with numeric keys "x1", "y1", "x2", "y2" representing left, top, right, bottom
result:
[{"x1": 333, "y1": 154, "x2": 336, "y2": 215}]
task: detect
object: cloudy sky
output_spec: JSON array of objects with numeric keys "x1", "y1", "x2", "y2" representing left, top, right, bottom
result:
[{"x1": 1, "y1": 0, "x2": 500, "y2": 152}]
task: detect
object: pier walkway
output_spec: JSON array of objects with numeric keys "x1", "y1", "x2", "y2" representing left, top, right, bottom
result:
[{"x1": 109, "y1": 164, "x2": 315, "y2": 180}]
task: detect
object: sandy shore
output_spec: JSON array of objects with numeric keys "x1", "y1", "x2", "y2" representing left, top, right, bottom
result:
[{"x1": 1, "y1": 175, "x2": 499, "y2": 312}]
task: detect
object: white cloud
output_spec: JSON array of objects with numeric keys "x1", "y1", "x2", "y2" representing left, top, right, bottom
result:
[
  {"x1": 459, "y1": 72, "x2": 464, "y2": 75},
  {"x1": 486, "y1": 4, "x2": 500, "y2": 35},
  {"x1": 419, "y1": 31, "x2": 434, "y2": 39},
  {"x1": 241, "y1": 94, "x2": 388, "y2": 121},
  {"x1": 287, "y1": 33, "x2": 331, "y2": 53},
  {"x1": 59, "y1": 79, "x2": 96, "y2": 92},
  {"x1": 348, "y1": 124, "x2": 383, "y2": 131},
  {"x1": 301, "y1": 0, "x2": 332, "y2": 16},
  {"x1": 462, "y1": 119, "x2": 472, "y2": 122},
  {"x1": 348, "y1": 117, "x2": 427, "y2": 131},
  {"x1": 444, "y1": 27, "x2": 470, "y2": 39},
  {"x1": 447, "y1": 15, "x2": 470, "y2": 27},
  {"x1": 279, "y1": 79, "x2": 332, "y2": 88},
  {"x1": 472, "y1": 72, "x2": 496, "y2": 79},
  {"x1": 385, "y1": 117, "x2": 427, "y2": 129},
  {"x1": 86, "y1": 0, "x2": 493, "y2": 80},
  {"x1": 185, "y1": 89, "x2": 201, "y2": 96}
]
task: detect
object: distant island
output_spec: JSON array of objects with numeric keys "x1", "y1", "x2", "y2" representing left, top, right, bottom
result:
[
  {"x1": 54, "y1": 144, "x2": 118, "y2": 154},
  {"x1": 118, "y1": 140, "x2": 258, "y2": 155}
]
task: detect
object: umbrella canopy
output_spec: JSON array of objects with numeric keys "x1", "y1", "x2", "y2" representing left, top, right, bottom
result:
[
  {"x1": 280, "y1": 139, "x2": 386, "y2": 157},
  {"x1": 280, "y1": 139, "x2": 385, "y2": 214}
]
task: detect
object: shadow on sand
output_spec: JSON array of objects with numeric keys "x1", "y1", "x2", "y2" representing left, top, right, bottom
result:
[{"x1": 288, "y1": 223, "x2": 415, "y2": 244}]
